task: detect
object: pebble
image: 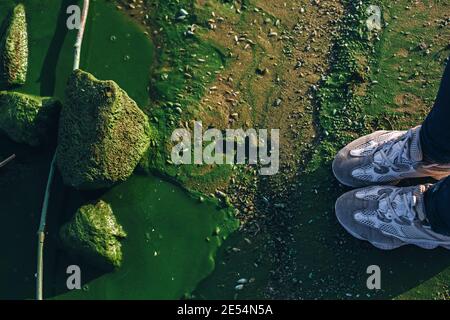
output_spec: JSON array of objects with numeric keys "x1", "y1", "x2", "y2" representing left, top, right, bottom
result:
[
  {"x1": 268, "y1": 30, "x2": 278, "y2": 37},
  {"x1": 274, "y1": 98, "x2": 282, "y2": 107},
  {"x1": 179, "y1": 8, "x2": 189, "y2": 16}
]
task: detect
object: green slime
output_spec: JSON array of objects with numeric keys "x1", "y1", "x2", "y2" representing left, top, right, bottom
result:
[{"x1": 0, "y1": 0, "x2": 237, "y2": 300}]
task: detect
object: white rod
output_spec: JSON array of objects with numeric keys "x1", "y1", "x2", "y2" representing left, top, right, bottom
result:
[
  {"x1": 73, "y1": 0, "x2": 90, "y2": 70},
  {"x1": 36, "y1": 0, "x2": 90, "y2": 300}
]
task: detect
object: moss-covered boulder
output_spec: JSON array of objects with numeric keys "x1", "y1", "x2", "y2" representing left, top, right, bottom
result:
[
  {"x1": 57, "y1": 70, "x2": 152, "y2": 189},
  {"x1": 60, "y1": 200, "x2": 127, "y2": 271},
  {"x1": 0, "y1": 91, "x2": 61, "y2": 146},
  {"x1": 0, "y1": 4, "x2": 28, "y2": 86}
]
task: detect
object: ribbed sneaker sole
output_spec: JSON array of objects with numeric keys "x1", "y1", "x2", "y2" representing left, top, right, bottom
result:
[{"x1": 340, "y1": 220, "x2": 450, "y2": 250}]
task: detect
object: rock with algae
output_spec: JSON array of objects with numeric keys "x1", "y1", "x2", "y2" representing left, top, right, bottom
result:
[
  {"x1": 0, "y1": 4, "x2": 28, "y2": 86},
  {"x1": 60, "y1": 200, "x2": 127, "y2": 271},
  {"x1": 0, "y1": 91, "x2": 61, "y2": 146},
  {"x1": 57, "y1": 69, "x2": 152, "y2": 190}
]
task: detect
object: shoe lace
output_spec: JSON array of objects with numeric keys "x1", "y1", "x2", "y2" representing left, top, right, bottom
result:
[
  {"x1": 373, "y1": 130, "x2": 414, "y2": 171},
  {"x1": 378, "y1": 189, "x2": 417, "y2": 223}
]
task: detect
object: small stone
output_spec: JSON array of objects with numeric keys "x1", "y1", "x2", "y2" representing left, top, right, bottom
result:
[
  {"x1": 268, "y1": 30, "x2": 278, "y2": 37},
  {"x1": 256, "y1": 67, "x2": 269, "y2": 75},
  {"x1": 0, "y1": 91, "x2": 60, "y2": 146},
  {"x1": 179, "y1": 8, "x2": 189, "y2": 16},
  {"x1": 274, "y1": 98, "x2": 282, "y2": 107},
  {"x1": 0, "y1": 4, "x2": 28, "y2": 86},
  {"x1": 59, "y1": 200, "x2": 127, "y2": 271},
  {"x1": 213, "y1": 226, "x2": 221, "y2": 236}
]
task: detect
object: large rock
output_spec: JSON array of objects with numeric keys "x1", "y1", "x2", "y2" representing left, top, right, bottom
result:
[
  {"x1": 60, "y1": 200, "x2": 127, "y2": 271},
  {"x1": 0, "y1": 4, "x2": 28, "y2": 86},
  {"x1": 57, "y1": 70, "x2": 152, "y2": 189},
  {"x1": 0, "y1": 91, "x2": 60, "y2": 146}
]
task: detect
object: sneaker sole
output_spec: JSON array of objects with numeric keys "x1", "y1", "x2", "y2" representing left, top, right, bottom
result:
[
  {"x1": 331, "y1": 156, "x2": 401, "y2": 188},
  {"x1": 381, "y1": 234, "x2": 450, "y2": 250},
  {"x1": 335, "y1": 195, "x2": 450, "y2": 250},
  {"x1": 341, "y1": 222, "x2": 450, "y2": 250}
]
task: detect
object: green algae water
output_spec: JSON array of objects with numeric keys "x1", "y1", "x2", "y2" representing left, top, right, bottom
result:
[
  {"x1": 0, "y1": 0, "x2": 152, "y2": 103},
  {"x1": 0, "y1": 0, "x2": 72, "y2": 300},
  {"x1": 50, "y1": 175, "x2": 237, "y2": 299},
  {"x1": 0, "y1": 0, "x2": 237, "y2": 300},
  {"x1": 56, "y1": 0, "x2": 153, "y2": 106}
]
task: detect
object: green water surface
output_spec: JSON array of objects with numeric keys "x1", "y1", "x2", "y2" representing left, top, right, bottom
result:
[
  {"x1": 0, "y1": 0, "x2": 237, "y2": 300},
  {"x1": 49, "y1": 175, "x2": 237, "y2": 299}
]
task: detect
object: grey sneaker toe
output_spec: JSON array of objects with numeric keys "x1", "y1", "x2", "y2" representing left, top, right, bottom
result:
[
  {"x1": 335, "y1": 189, "x2": 405, "y2": 250},
  {"x1": 332, "y1": 126, "x2": 450, "y2": 188},
  {"x1": 332, "y1": 131, "x2": 391, "y2": 188},
  {"x1": 335, "y1": 184, "x2": 450, "y2": 250}
]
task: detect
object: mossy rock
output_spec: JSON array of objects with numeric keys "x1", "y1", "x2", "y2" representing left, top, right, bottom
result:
[
  {"x1": 60, "y1": 200, "x2": 127, "y2": 271},
  {"x1": 0, "y1": 91, "x2": 61, "y2": 146},
  {"x1": 57, "y1": 70, "x2": 153, "y2": 190},
  {"x1": 0, "y1": 4, "x2": 28, "y2": 86}
]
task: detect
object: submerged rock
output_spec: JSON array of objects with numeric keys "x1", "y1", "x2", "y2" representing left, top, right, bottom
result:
[
  {"x1": 57, "y1": 70, "x2": 152, "y2": 190},
  {"x1": 0, "y1": 91, "x2": 61, "y2": 146},
  {"x1": 0, "y1": 4, "x2": 28, "y2": 86},
  {"x1": 60, "y1": 200, "x2": 127, "y2": 271}
]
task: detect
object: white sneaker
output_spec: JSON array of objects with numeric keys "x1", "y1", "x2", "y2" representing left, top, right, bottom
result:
[
  {"x1": 332, "y1": 126, "x2": 450, "y2": 188},
  {"x1": 335, "y1": 184, "x2": 450, "y2": 250}
]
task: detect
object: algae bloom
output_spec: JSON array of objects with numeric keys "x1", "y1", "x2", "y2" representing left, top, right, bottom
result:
[
  {"x1": 0, "y1": 4, "x2": 28, "y2": 86},
  {"x1": 60, "y1": 200, "x2": 127, "y2": 271},
  {"x1": 0, "y1": 91, "x2": 60, "y2": 146},
  {"x1": 57, "y1": 70, "x2": 152, "y2": 190}
]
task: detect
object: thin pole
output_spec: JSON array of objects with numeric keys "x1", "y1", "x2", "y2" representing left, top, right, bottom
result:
[
  {"x1": 73, "y1": 0, "x2": 90, "y2": 70},
  {"x1": 36, "y1": 0, "x2": 90, "y2": 300},
  {"x1": 36, "y1": 154, "x2": 56, "y2": 300},
  {"x1": 0, "y1": 154, "x2": 15, "y2": 168}
]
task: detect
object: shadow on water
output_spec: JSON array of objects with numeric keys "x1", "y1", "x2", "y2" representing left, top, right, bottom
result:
[
  {"x1": 0, "y1": 0, "x2": 72, "y2": 299},
  {"x1": 282, "y1": 166, "x2": 450, "y2": 299},
  {"x1": 43, "y1": 180, "x2": 109, "y2": 298},
  {"x1": 0, "y1": 137, "x2": 54, "y2": 299},
  {"x1": 39, "y1": 0, "x2": 72, "y2": 97}
]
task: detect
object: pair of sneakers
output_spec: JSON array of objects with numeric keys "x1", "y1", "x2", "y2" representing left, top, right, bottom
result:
[{"x1": 333, "y1": 125, "x2": 450, "y2": 250}]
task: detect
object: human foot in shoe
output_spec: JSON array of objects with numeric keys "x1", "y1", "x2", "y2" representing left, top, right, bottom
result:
[
  {"x1": 332, "y1": 126, "x2": 450, "y2": 188},
  {"x1": 335, "y1": 184, "x2": 450, "y2": 250}
]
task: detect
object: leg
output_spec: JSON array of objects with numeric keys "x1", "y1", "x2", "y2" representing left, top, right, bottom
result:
[
  {"x1": 425, "y1": 176, "x2": 450, "y2": 236},
  {"x1": 333, "y1": 60, "x2": 450, "y2": 249},
  {"x1": 421, "y1": 60, "x2": 450, "y2": 163}
]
